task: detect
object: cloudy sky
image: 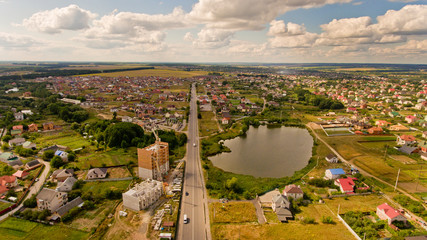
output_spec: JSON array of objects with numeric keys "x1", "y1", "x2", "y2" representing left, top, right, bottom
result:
[{"x1": 0, "y1": 0, "x2": 426, "y2": 63}]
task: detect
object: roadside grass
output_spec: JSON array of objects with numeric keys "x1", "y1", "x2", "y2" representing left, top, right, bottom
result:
[
  {"x1": 0, "y1": 217, "x2": 89, "y2": 240},
  {"x1": 210, "y1": 202, "x2": 257, "y2": 223},
  {"x1": 73, "y1": 148, "x2": 137, "y2": 169},
  {"x1": 199, "y1": 111, "x2": 219, "y2": 137},
  {"x1": 82, "y1": 69, "x2": 208, "y2": 78}
]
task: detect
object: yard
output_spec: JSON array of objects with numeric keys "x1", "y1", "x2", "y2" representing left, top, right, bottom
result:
[
  {"x1": 0, "y1": 217, "x2": 89, "y2": 240},
  {"x1": 68, "y1": 200, "x2": 118, "y2": 232},
  {"x1": 81, "y1": 180, "x2": 131, "y2": 196},
  {"x1": 72, "y1": 148, "x2": 137, "y2": 170},
  {"x1": 34, "y1": 130, "x2": 90, "y2": 150},
  {"x1": 210, "y1": 202, "x2": 257, "y2": 223},
  {"x1": 107, "y1": 166, "x2": 132, "y2": 179}
]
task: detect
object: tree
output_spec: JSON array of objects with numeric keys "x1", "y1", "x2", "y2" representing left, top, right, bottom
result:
[
  {"x1": 23, "y1": 195, "x2": 37, "y2": 208},
  {"x1": 2, "y1": 135, "x2": 12, "y2": 142},
  {"x1": 104, "y1": 122, "x2": 145, "y2": 148},
  {"x1": 42, "y1": 150, "x2": 55, "y2": 161},
  {"x1": 38, "y1": 209, "x2": 50, "y2": 221},
  {"x1": 50, "y1": 156, "x2": 64, "y2": 168}
]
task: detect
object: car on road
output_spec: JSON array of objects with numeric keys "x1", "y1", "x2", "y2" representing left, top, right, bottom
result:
[
  {"x1": 193, "y1": 143, "x2": 196, "y2": 147},
  {"x1": 35, "y1": 178, "x2": 39, "y2": 182},
  {"x1": 183, "y1": 214, "x2": 188, "y2": 224}
]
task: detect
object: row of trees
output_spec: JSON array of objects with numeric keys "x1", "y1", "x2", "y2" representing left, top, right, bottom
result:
[{"x1": 295, "y1": 89, "x2": 344, "y2": 110}]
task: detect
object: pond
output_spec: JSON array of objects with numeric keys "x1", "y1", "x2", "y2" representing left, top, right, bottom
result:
[{"x1": 209, "y1": 126, "x2": 313, "y2": 178}]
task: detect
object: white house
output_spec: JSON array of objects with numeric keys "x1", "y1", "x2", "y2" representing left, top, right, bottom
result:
[
  {"x1": 122, "y1": 179, "x2": 163, "y2": 211},
  {"x1": 325, "y1": 153, "x2": 339, "y2": 163},
  {"x1": 283, "y1": 185, "x2": 304, "y2": 200},
  {"x1": 36, "y1": 188, "x2": 68, "y2": 213}
]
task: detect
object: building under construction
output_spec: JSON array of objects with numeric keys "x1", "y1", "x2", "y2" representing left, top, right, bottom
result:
[{"x1": 138, "y1": 141, "x2": 169, "y2": 180}]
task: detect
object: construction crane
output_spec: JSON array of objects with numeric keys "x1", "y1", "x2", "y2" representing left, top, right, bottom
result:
[{"x1": 151, "y1": 129, "x2": 163, "y2": 182}]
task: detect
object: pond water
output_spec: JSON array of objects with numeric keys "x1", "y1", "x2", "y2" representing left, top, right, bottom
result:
[{"x1": 209, "y1": 126, "x2": 313, "y2": 178}]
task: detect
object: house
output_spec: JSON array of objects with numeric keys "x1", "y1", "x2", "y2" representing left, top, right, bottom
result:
[
  {"x1": 22, "y1": 141, "x2": 37, "y2": 150},
  {"x1": 8, "y1": 159, "x2": 23, "y2": 168},
  {"x1": 122, "y1": 179, "x2": 163, "y2": 211},
  {"x1": 86, "y1": 168, "x2": 107, "y2": 180},
  {"x1": 335, "y1": 177, "x2": 356, "y2": 193},
  {"x1": 398, "y1": 145, "x2": 419, "y2": 155},
  {"x1": 56, "y1": 177, "x2": 77, "y2": 192},
  {"x1": 346, "y1": 107, "x2": 357, "y2": 113},
  {"x1": 36, "y1": 188, "x2": 68, "y2": 212},
  {"x1": 325, "y1": 168, "x2": 346, "y2": 180},
  {"x1": 423, "y1": 131, "x2": 427, "y2": 139},
  {"x1": 389, "y1": 111, "x2": 400, "y2": 118},
  {"x1": 221, "y1": 112, "x2": 232, "y2": 125},
  {"x1": 419, "y1": 141, "x2": 427, "y2": 153},
  {"x1": 54, "y1": 150, "x2": 68, "y2": 162},
  {"x1": 43, "y1": 122, "x2": 55, "y2": 131},
  {"x1": 25, "y1": 159, "x2": 41, "y2": 170},
  {"x1": 21, "y1": 110, "x2": 33, "y2": 115},
  {"x1": 51, "y1": 169, "x2": 74, "y2": 182},
  {"x1": 40, "y1": 145, "x2": 68, "y2": 153},
  {"x1": 389, "y1": 124, "x2": 409, "y2": 131},
  {"x1": 272, "y1": 194, "x2": 293, "y2": 222},
  {"x1": 283, "y1": 185, "x2": 304, "y2": 200},
  {"x1": 0, "y1": 175, "x2": 18, "y2": 195},
  {"x1": 396, "y1": 135, "x2": 416, "y2": 146},
  {"x1": 10, "y1": 129, "x2": 22, "y2": 136},
  {"x1": 377, "y1": 203, "x2": 407, "y2": 225},
  {"x1": 12, "y1": 170, "x2": 29, "y2": 179},
  {"x1": 325, "y1": 153, "x2": 339, "y2": 163},
  {"x1": 405, "y1": 115, "x2": 418, "y2": 124},
  {"x1": 368, "y1": 127, "x2": 383, "y2": 135},
  {"x1": 375, "y1": 120, "x2": 391, "y2": 127},
  {"x1": 52, "y1": 197, "x2": 84, "y2": 219},
  {"x1": 28, "y1": 123, "x2": 38, "y2": 132},
  {"x1": 0, "y1": 152, "x2": 19, "y2": 162},
  {"x1": 14, "y1": 112, "x2": 24, "y2": 121},
  {"x1": 8, "y1": 137, "x2": 26, "y2": 147}
]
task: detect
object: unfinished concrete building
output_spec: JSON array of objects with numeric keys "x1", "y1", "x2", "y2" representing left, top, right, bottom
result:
[
  {"x1": 138, "y1": 141, "x2": 169, "y2": 180},
  {"x1": 122, "y1": 179, "x2": 163, "y2": 211}
]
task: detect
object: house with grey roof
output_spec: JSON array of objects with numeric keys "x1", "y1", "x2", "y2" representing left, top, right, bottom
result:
[
  {"x1": 53, "y1": 197, "x2": 84, "y2": 218},
  {"x1": 36, "y1": 188, "x2": 68, "y2": 212},
  {"x1": 8, "y1": 138, "x2": 25, "y2": 147},
  {"x1": 51, "y1": 169, "x2": 74, "y2": 182},
  {"x1": 25, "y1": 159, "x2": 41, "y2": 170},
  {"x1": 86, "y1": 168, "x2": 107, "y2": 180},
  {"x1": 271, "y1": 194, "x2": 293, "y2": 222},
  {"x1": 56, "y1": 176, "x2": 77, "y2": 192}
]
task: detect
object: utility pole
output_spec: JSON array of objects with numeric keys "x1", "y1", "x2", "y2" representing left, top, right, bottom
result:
[
  {"x1": 394, "y1": 169, "x2": 400, "y2": 192},
  {"x1": 384, "y1": 144, "x2": 388, "y2": 160}
]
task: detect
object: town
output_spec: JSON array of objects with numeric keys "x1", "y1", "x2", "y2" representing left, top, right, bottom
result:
[{"x1": 0, "y1": 62, "x2": 425, "y2": 240}]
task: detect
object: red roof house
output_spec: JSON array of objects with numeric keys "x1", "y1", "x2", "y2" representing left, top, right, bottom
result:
[
  {"x1": 335, "y1": 177, "x2": 356, "y2": 193},
  {"x1": 12, "y1": 170, "x2": 29, "y2": 179},
  {"x1": 376, "y1": 203, "x2": 407, "y2": 224}
]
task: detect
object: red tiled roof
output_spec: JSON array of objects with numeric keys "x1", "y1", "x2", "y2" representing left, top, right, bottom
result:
[
  {"x1": 377, "y1": 203, "x2": 402, "y2": 219},
  {"x1": 337, "y1": 178, "x2": 355, "y2": 192},
  {"x1": 400, "y1": 135, "x2": 415, "y2": 141}
]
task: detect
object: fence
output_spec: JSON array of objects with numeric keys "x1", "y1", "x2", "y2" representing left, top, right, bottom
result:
[
  {"x1": 84, "y1": 177, "x2": 133, "y2": 182},
  {"x1": 337, "y1": 214, "x2": 362, "y2": 240}
]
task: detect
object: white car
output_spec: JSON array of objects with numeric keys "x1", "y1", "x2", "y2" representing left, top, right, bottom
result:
[
  {"x1": 183, "y1": 214, "x2": 188, "y2": 224},
  {"x1": 193, "y1": 143, "x2": 196, "y2": 147}
]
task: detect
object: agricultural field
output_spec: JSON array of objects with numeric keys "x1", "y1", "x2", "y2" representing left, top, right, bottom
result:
[
  {"x1": 69, "y1": 200, "x2": 118, "y2": 232},
  {"x1": 83, "y1": 68, "x2": 208, "y2": 78},
  {"x1": 0, "y1": 217, "x2": 89, "y2": 240},
  {"x1": 34, "y1": 130, "x2": 90, "y2": 150}
]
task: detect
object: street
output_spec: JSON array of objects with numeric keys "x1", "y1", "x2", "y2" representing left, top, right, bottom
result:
[{"x1": 177, "y1": 83, "x2": 211, "y2": 240}]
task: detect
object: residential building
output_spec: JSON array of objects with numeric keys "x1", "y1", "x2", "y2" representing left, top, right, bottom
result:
[
  {"x1": 12, "y1": 170, "x2": 29, "y2": 179},
  {"x1": 325, "y1": 153, "x2": 339, "y2": 163},
  {"x1": 0, "y1": 175, "x2": 17, "y2": 196},
  {"x1": 8, "y1": 138, "x2": 25, "y2": 147},
  {"x1": 397, "y1": 135, "x2": 416, "y2": 146},
  {"x1": 377, "y1": 203, "x2": 407, "y2": 225},
  {"x1": 14, "y1": 112, "x2": 24, "y2": 121},
  {"x1": 398, "y1": 145, "x2": 419, "y2": 155},
  {"x1": 122, "y1": 179, "x2": 163, "y2": 211},
  {"x1": 283, "y1": 185, "x2": 304, "y2": 200},
  {"x1": 36, "y1": 188, "x2": 68, "y2": 212},
  {"x1": 389, "y1": 124, "x2": 409, "y2": 131},
  {"x1": 56, "y1": 177, "x2": 77, "y2": 192},
  {"x1": 368, "y1": 127, "x2": 383, "y2": 135},
  {"x1": 405, "y1": 115, "x2": 418, "y2": 124},
  {"x1": 52, "y1": 197, "x2": 84, "y2": 219},
  {"x1": 0, "y1": 152, "x2": 18, "y2": 162},
  {"x1": 335, "y1": 177, "x2": 356, "y2": 193},
  {"x1": 43, "y1": 122, "x2": 55, "y2": 131},
  {"x1": 28, "y1": 123, "x2": 38, "y2": 132},
  {"x1": 54, "y1": 150, "x2": 68, "y2": 161},
  {"x1": 271, "y1": 194, "x2": 293, "y2": 222},
  {"x1": 51, "y1": 169, "x2": 74, "y2": 182},
  {"x1": 22, "y1": 141, "x2": 36, "y2": 150},
  {"x1": 25, "y1": 160, "x2": 41, "y2": 170},
  {"x1": 138, "y1": 141, "x2": 169, "y2": 180},
  {"x1": 86, "y1": 168, "x2": 107, "y2": 180},
  {"x1": 325, "y1": 168, "x2": 346, "y2": 180}
]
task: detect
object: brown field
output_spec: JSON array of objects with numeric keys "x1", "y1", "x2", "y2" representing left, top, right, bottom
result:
[
  {"x1": 210, "y1": 202, "x2": 257, "y2": 223},
  {"x1": 336, "y1": 68, "x2": 387, "y2": 71},
  {"x1": 390, "y1": 155, "x2": 417, "y2": 164},
  {"x1": 81, "y1": 69, "x2": 208, "y2": 78},
  {"x1": 63, "y1": 64, "x2": 148, "y2": 70},
  {"x1": 107, "y1": 167, "x2": 132, "y2": 179}
]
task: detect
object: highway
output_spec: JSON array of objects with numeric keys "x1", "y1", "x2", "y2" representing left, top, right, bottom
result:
[{"x1": 177, "y1": 83, "x2": 211, "y2": 240}]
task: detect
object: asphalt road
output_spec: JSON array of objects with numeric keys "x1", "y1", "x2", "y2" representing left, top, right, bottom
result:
[
  {"x1": 0, "y1": 159, "x2": 50, "y2": 221},
  {"x1": 177, "y1": 84, "x2": 211, "y2": 240}
]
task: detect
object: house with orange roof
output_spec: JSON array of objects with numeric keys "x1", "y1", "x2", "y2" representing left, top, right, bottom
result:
[{"x1": 396, "y1": 135, "x2": 416, "y2": 146}]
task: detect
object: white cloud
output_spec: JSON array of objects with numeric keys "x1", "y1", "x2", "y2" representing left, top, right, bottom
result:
[
  {"x1": 188, "y1": 0, "x2": 353, "y2": 30},
  {"x1": 388, "y1": 0, "x2": 418, "y2": 2},
  {"x1": 21, "y1": 4, "x2": 97, "y2": 34},
  {"x1": 268, "y1": 20, "x2": 306, "y2": 36},
  {"x1": 269, "y1": 32, "x2": 318, "y2": 48},
  {"x1": 376, "y1": 5, "x2": 427, "y2": 35},
  {"x1": 396, "y1": 39, "x2": 427, "y2": 53},
  {"x1": 0, "y1": 32, "x2": 41, "y2": 48},
  {"x1": 227, "y1": 40, "x2": 267, "y2": 54},
  {"x1": 320, "y1": 16, "x2": 373, "y2": 38},
  {"x1": 191, "y1": 28, "x2": 235, "y2": 48}
]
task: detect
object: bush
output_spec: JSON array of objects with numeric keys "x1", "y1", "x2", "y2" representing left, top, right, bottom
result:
[
  {"x1": 42, "y1": 150, "x2": 55, "y2": 161},
  {"x1": 301, "y1": 217, "x2": 316, "y2": 224},
  {"x1": 23, "y1": 195, "x2": 37, "y2": 208},
  {"x1": 50, "y1": 156, "x2": 64, "y2": 168},
  {"x1": 321, "y1": 216, "x2": 335, "y2": 224}
]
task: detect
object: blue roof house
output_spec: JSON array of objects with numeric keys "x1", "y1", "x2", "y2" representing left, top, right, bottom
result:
[
  {"x1": 55, "y1": 150, "x2": 69, "y2": 162},
  {"x1": 325, "y1": 168, "x2": 346, "y2": 180}
]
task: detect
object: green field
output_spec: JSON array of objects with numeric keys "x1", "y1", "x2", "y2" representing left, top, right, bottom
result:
[
  {"x1": 74, "y1": 148, "x2": 137, "y2": 169},
  {"x1": 199, "y1": 111, "x2": 219, "y2": 137},
  {"x1": 34, "y1": 130, "x2": 90, "y2": 150},
  {"x1": 82, "y1": 180, "x2": 131, "y2": 196},
  {"x1": 0, "y1": 201, "x2": 12, "y2": 212},
  {"x1": 0, "y1": 217, "x2": 89, "y2": 240}
]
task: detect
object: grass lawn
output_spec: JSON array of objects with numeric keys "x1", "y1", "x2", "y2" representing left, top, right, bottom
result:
[
  {"x1": 34, "y1": 130, "x2": 90, "y2": 150},
  {"x1": 0, "y1": 201, "x2": 12, "y2": 212},
  {"x1": 69, "y1": 200, "x2": 118, "y2": 232},
  {"x1": 81, "y1": 180, "x2": 131, "y2": 196},
  {"x1": 199, "y1": 111, "x2": 219, "y2": 137},
  {"x1": 210, "y1": 202, "x2": 257, "y2": 223},
  {"x1": 324, "y1": 194, "x2": 394, "y2": 214},
  {"x1": 0, "y1": 217, "x2": 89, "y2": 240},
  {"x1": 107, "y1": 166, "x2": 132, "y2": 178},
  {"x1": 84, "y1": 69, "x2": 208, "y2": 78},
  {"x1": 73, "y1": 148, "x2": 137, "y2": 169}
]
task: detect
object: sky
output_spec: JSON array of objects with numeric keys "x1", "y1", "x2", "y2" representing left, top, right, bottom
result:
[{"x1": 0, "y1": 0, "x2": 426, "y2": 64}]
